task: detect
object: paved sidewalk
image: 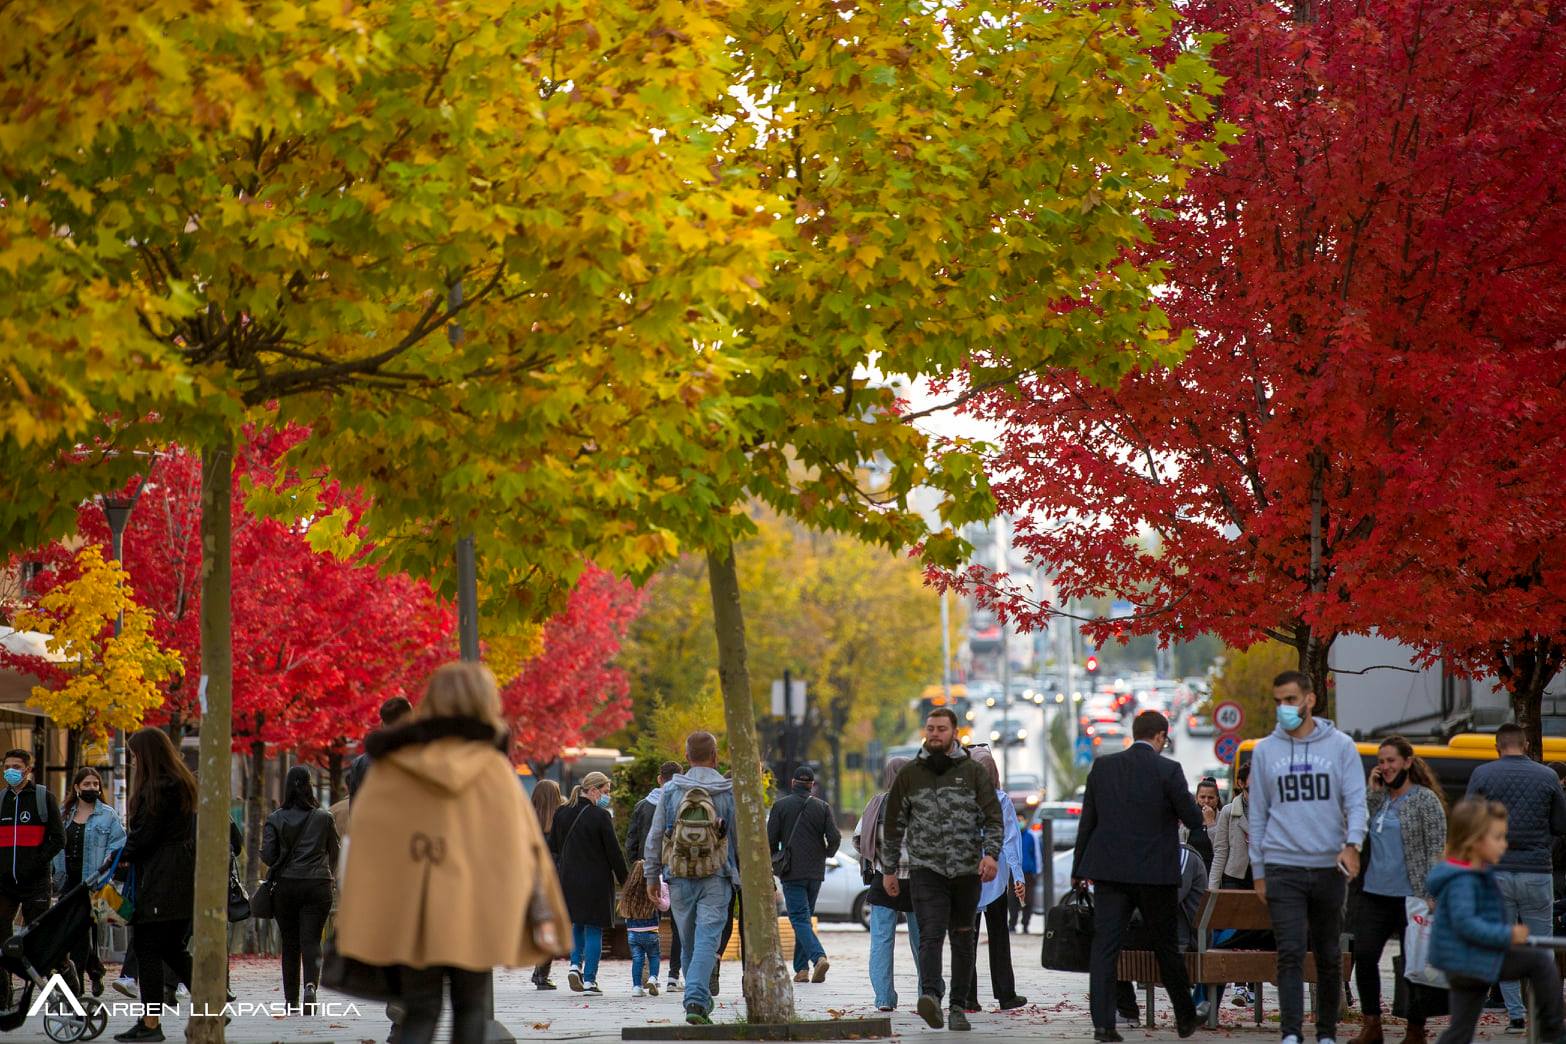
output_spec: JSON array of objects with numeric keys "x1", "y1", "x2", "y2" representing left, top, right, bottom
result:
[{"x1": 75, "y1": 925, "x2": 1522, "y2": 1043}]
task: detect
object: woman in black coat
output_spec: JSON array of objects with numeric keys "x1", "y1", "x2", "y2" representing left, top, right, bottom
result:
[
  {"x1": 113, "y1": 727, "x2": 199, "y2": 1043},
  {"x1": 549, "y1": 771, "x2": 627, "y2": 995}
]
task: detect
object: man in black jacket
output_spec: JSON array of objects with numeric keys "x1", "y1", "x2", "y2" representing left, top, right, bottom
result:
[
  {"x1": 767, "y1": 767, "x2": 841, "y2": 983},
  {"x1": 0, "y1": 748, "x2": 64, "y2": 937},
  {"x1": 1073, "y1": 711, "x2": 1204, "y2": 1043},
  {"x1": 346, "y1": 696, "x2": 412, "y2": 804},
  {"x1": 627, "y1": 761, "x2": 682, "y2": 866}
]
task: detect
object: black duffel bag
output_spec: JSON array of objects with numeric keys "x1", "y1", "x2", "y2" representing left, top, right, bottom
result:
[{"x1": 1042, "y1": 883, "x2": 1095, "y2": 972}]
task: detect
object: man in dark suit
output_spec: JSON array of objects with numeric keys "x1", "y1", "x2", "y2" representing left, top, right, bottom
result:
[{"x1": 1074, "y1": 710, "x2": 1205, "y2": 1042}]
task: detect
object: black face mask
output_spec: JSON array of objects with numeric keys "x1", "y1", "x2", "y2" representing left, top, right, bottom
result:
[
  {"x1": 1387, "y1": 769, "x2": 1410, "y2": 790},
  {"x1": 78, "y1": 790, "x2": 100, "y2": 805}
]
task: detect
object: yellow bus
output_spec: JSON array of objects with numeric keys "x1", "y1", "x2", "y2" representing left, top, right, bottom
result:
[{"x1": 1233, "y1": 733, "x2": 1566, "y2": 808}]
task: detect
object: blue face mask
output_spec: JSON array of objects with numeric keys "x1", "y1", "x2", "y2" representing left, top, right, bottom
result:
[
  {"x1": 3, "y1": 769, "x2": 23, "y2": 787},
  {"x1": 1277, "y1": 704, "x2": 1304, "y2": 732},
  {"x1": 596, "y1": 793, "x2": 612, "y2": 810}
]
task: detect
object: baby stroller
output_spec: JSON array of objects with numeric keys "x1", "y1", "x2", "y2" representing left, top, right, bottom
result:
[{"x1": 0, "y1": 879, "x2": 108, "y2": 1042}]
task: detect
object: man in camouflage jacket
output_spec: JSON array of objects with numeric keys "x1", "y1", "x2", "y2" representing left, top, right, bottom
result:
[{"x1": 882, "y1": 708, "x2": 1002, "y2": 1031}]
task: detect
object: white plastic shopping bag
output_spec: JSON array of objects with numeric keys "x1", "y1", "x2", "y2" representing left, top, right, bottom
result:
[{"x1": 1405, "y1": 896, "x2": 1449, "y2": 989}]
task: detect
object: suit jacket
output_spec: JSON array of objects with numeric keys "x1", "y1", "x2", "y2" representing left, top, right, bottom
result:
[{"x1": 1073, "y1": 742, "x2": 1204, "y2": 886}]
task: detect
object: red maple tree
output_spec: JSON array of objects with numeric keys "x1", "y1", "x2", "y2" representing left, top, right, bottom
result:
[
  {"x1": 957, "y1": 0, "x2": 1566, "y2": 715},
  {"x1": 501, "y1": 564, "x2": 643, "y2": 764}
]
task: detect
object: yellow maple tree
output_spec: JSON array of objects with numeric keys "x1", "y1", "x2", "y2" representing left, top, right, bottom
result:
[{"x1": 13, "y1": 546, "x2": 181, "y2": 741}]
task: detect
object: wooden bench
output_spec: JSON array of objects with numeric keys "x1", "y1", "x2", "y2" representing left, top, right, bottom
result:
[{"x1": 1116, "y1": 889, "x2": 1351, "y2": 1029}]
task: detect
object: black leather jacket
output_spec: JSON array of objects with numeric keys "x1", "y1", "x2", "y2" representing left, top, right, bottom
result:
[{"x1": 261, "y1": 807, "x2": 339, "y2": 881}]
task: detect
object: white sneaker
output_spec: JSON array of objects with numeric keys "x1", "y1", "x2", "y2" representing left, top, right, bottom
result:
[
  {"x1": 1319, "y1": 1038, "x2": 1337, "y2": 1044},
  {"x1": 667, "y1": 978, "x2": 681, "y2": 992},
  {"x1": 112, "y1": 976, "x2": 136, "y2": 998},
  {"x1": 568, "y1": 967, "x2": 584, "y2": 992},
  {"x1": 583, "y1": 982, "x2": 603, "y2": 996},
  {"x1": 633, "y1": 987, "x2": 645, "y2": 998},
  {"x1": 1281, "y1": 1036, "x2": 1302, "y2": 1044},
  {"x1": 647, "y1": 981, "x2": 660, "y2": 997}
]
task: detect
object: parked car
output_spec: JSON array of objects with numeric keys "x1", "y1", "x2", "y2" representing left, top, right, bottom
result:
[{"x1": 1185, "y1": 712, "x2": 1216, "y2": 736}]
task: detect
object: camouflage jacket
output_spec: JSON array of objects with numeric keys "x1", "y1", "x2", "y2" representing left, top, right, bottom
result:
[{"x1": 882, "y1": 746, "x2": 1003, "y2": 879}]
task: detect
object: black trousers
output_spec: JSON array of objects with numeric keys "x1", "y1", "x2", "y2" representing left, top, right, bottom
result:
[
  {"x1": 669, "y1": 915, "x2": 682, "y2": 976},
  {"x1": 274, "y1": 877, "x2": 333, "y2": 1007},
  {"x1": 955, "y1": 892, "x2": 1018, "y2": 1009},
  {"x1": 0, "y1": 891, "x2": 49, "y2": 939},
  {"x1": 1353, "y1": 891, "x2": 1424, "y2": 1026},
  {"x1": 910, "y1": 869, "x2": 981, "y2": 1006},
  {"x1": 398, "y1": 966, "x2": 490, "y2": 1044},
  {"x1": 1437, "y1": 951, "x2": 1564, "y2": 1044},
  {"x1": 1265, "y1": 865, "x2": 1345, "y2": 1041},
  {"x1": 1090, "y1": 880, "x2": 1195, "y2": 1032},
  {"x1": 133, "y1": 918, "x2": 193, "y2": 1013},
  {"x1": 717, "y1": 886, "x2": 745, "y2": 963}
]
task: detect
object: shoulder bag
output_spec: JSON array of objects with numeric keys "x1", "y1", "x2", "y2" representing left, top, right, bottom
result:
[
  {"x1": 771, "y1": 797, "x2": 814, "y2": 878},
  {"x1": 251, "y1": 814, "x2": 300, "y2": 920}
]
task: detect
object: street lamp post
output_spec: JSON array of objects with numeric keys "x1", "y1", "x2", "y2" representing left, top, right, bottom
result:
[{"x1": 101, "y1": 465, "x2": 154, "y2": 806}]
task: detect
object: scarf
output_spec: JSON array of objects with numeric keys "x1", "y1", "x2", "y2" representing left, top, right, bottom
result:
[{"x1": 859, "y1": 792, "x2": 888, "y2": 871}]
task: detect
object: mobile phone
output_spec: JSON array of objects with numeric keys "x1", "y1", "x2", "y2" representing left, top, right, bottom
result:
[{"x1": 1337, "y1": 857, "x2": 1353, "y2": 877}]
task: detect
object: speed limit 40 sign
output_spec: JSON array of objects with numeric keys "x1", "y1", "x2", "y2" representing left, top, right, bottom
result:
[{"x1": 1212, "y1": 701, "x2": 1245, "y2": 733}]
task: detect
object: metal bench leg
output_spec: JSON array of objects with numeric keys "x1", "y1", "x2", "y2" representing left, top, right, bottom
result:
[
  {"x1": 1525, "y1": 979, "x2": 1539, "y2": 1044},
  {"x1": 1208, "y1": 987, "x2": 1220, "y2": 1029},
  {"x1": 1146, "y1": 984, "x2": 1155, "y2": 1028},
  {"x1": 1310, "y1": 983, "x2": 1318, "y2": 1023},
  {"x1": 1255, "y1": 983, "x2": 1263, "y2": 1026}
]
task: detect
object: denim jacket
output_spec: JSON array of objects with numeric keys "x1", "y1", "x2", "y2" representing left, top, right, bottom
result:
[{"x1": 51, "y1": 800, "x2": 126, "y2": 893}]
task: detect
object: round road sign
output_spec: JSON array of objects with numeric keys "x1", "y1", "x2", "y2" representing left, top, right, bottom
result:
[
  {"x1": 1213, "y1": 732, "x2": 1241, "y2": 765},
  {"x1": 1212, "y1": 701, "x2": 1245, "y2": 733}
]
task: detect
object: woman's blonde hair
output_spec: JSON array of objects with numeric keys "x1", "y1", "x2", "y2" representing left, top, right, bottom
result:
[
  {"x1": 569, "y1": 770, "x2": 612, "y2": 804},
  {"x1": 1446, "y1": 797, "x2": 1507, "y2": 861},
  {"x1": 419, "y1": 661, "x2": 506, "y2": 734}
]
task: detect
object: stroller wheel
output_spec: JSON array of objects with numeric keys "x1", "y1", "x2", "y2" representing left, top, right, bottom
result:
[
  {"x1": 41, "y1": 1007, "x2": 87, "y2": 1042},
  {"x1": 79, "y1": 998, "x2": 108, "y2": 1041}
]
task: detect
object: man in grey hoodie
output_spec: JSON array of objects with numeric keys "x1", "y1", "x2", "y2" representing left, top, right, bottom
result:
[
  {"x1": 1248, "y1": 671, "x2": 1367, "y2": 1044},
  {"x1": 644, "y1": 732, "x2": 738, "y2": 1026}
]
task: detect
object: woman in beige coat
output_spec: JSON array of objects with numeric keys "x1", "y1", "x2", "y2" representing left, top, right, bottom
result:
[{"x1": 335, "y1": 662, "x2": 569, "y2": 1044}]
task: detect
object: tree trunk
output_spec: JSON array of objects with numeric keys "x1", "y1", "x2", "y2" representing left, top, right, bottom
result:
[
  {"x1": 1499, "y1": 634, "x2": 1564, "y2": 761},
  {"x1": 1290, "y1": 623, "x2": 1335, "y2": 721},
  {"x1": 327, "y1": 749, "x2": 343, "y2": 804},
  {"x1": 190, "y1": 437, "x2": 234, "y2": 1043},
  {"x1": 705, "y1": 545, "x2": 795, "y2": 1024}
]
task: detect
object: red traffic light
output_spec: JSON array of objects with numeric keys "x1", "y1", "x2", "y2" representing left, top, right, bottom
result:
[{"x1": 1085, "y1": 655, "x2": 1099, "y2": 673}]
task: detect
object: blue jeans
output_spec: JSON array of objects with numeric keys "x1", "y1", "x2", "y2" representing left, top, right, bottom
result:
[
  {"x1": 669, "y1": 875, "x2": 731, "y2": 1014},
  {"x1": 570, "y1": 923, "x2": 603, "y2": 985},
  {"x1": 629, "y1": 931, "x2": 661, "y2": 989},
  {"x1": 781, "y1": 879, "x2": 826, "y2": 972},
  {"x1": 868, "y1": 903, "x2": 922, "y2": 1009},
  {"x1": 1495, "y1": 871, "x2": 1553, "y2": 1020}
]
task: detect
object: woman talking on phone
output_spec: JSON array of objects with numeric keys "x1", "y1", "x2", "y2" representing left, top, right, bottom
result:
[{"x1": 1347, "y1": 737, "x2": 1447, "y2": 1044}]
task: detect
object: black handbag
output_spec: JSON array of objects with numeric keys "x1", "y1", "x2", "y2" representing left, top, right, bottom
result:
[
  {"x1": 227, "y1": 856, "x2": 251, "y2": 923},
  {"x1": 1042, "y1": 883, "x2": 1095, "y2": 972},
  {"x1": 771, "y1": 798, "x2": 813, "y2": 878},
  {"x1": 320, "y1": 936, "x2": 402, "y2": 1001},
  {"x1": 252, "y1": 815, "x2": 302, "y2": 920}
]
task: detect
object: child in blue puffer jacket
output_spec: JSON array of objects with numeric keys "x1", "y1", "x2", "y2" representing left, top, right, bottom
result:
[{"x1": 1429, "y1": 798, "x2": 1566, "y2": 1044}]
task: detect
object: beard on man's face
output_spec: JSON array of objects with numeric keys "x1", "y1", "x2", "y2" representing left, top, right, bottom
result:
[{"x1": 924, "y1": 735, "x2": 950, "y2": 753}]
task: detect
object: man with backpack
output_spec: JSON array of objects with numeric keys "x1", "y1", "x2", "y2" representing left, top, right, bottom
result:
[
  {"x1": 0, "y1": 748, "x2": 64, "y2": 937},
  {"x1": 643, "y1": 731, "x2": 738, "y2": 1026},
  {"x1": 767, "y1": 766, "x2": 841, "y2": 983}
]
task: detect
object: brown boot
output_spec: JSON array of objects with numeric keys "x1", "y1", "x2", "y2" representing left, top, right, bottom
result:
[
  {"x1": 1349, "y1": 1015, "x2": 1384, "y2": 1044},
  {"x1": 1398, "y1": 1023, "x2": 1427, "y2": 1044}
]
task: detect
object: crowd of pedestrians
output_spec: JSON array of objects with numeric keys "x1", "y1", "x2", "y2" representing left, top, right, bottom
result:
[{"x1": 14, "y1": 658, "x2": 1566, "y2": 1044}]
